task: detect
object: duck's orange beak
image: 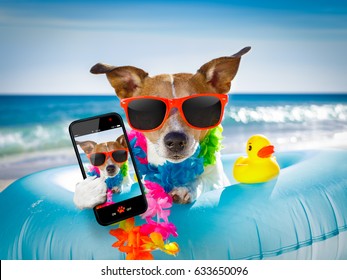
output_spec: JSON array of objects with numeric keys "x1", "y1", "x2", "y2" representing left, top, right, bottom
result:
[{"x1": 257, "y1": 145, "x2": 274, "y2": 158}]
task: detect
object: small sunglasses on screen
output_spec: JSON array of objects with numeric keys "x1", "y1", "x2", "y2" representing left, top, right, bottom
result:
[
  {"x1": 87, "y1": 149, "x2": 128, "y2": 166},
  {"x1": 120, "y1": 93, "x2": 228, "y2": 132}
]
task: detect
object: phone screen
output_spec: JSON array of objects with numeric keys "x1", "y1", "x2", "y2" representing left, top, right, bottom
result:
[{"x1": 69, "y1": 113, "x2": 147, "y2": 225}]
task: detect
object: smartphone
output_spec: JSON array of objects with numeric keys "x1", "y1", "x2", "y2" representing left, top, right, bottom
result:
[{"x1": 69, "y1": 112, "x2": 147, "y2": 226}]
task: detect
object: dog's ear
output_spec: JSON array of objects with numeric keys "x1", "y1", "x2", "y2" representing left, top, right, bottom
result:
[
  {"x1": 193, "y1": 46, "x2": 251, "y2": 94},
  {"x1": 116, "y1": 135, "x2": 127, "y2": 148},
  {"x1": 90, "y1": 63, "x2": 148, "y2": 99},
  {"x1": 76, "y1": 140, "x2": 97, "y2": 155}
]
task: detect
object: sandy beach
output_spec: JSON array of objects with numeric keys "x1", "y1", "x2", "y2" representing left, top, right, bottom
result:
[{"x1": 0, "y1": 148, "x2": 77, "y2": 191}]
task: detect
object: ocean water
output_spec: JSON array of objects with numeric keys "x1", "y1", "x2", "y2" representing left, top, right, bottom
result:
[{"x1": 1, "y1": 94, "x2": 347, "y2": 158}]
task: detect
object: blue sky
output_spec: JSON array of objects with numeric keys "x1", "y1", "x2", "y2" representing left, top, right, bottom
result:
[{"x1": 1, "y1": 0, "x2": 346, "y2": 94}]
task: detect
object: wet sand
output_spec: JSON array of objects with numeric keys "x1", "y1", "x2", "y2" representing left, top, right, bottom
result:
[{"x1": 0, "y1": 148, "x2": 77, "y2": 191}]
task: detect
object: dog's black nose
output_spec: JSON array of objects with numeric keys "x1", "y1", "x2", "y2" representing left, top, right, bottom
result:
[
  {"x1": 164, "y1": 132, "x2": 188, "y2": 153},
  {"x1": 106, "y1": 165, "x2": 116, "y2": 173}
]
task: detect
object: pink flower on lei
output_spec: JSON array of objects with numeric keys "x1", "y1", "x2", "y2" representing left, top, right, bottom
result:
[
  {"x1": 141, "y1": 181, "x2": 173, "y2": 222},
  {"x1": 145, "y1": 180, "x2": 173, "y2": 202},
  {"x1": 141, "y1": 195, "x2": 172, "y2": 222}
]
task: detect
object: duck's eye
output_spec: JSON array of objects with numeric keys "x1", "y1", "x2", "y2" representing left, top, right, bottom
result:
[{"x1": 248, "y1": 145, "x2": 252, "y2": 151}]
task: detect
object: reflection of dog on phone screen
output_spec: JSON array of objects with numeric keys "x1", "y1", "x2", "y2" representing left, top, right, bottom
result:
[{"x1": 73, "y1": 135, "x2": 133, "y2": 209}]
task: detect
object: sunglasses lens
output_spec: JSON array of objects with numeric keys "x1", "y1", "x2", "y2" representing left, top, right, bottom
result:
[
  {"x1": 89, "y1": 153, "x2": 106, "y2": 166},
  {"x1": 182, "y1": 95, "x2": 222, "y2": 128},
  {"x1": 127, "y1": 99, "x2": 166, "y2": 130},
  {"x1": 112, "y1": 150, "x2": 128, "y2": 163}
]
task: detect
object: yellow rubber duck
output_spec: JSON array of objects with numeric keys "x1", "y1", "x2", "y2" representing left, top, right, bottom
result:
[{"x1": 233, "y1": 135, "x2": 280, "y2": 184}]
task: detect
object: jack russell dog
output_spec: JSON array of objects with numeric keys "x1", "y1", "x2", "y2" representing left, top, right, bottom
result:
[{"x1": 74, "y1": 47, "x2": 250, "y2": 208}]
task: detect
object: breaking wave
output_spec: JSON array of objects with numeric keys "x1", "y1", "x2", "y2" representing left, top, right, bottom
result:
[{"x1": 225, "y1": 104, "x2": 347, "y2": 124}]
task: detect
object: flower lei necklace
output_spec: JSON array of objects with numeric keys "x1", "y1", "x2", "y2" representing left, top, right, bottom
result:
[
  {"x1": 110, "y1": 181, "x2": 179, "y2": 260},
  {"x1": 108, "y1": 126, "x2": 223, "y2": 260},
  {"x1": 128, "y1": 126, "x2": 223, "y2": 193}
]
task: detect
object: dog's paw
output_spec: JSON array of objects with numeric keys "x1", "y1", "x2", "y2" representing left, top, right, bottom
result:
[
  {"x1": 169, "y1": 187, "x2": 192, "y2": 204},
  {"x1": 73, "y1": 176, "x2": 107, "y2": 209},
  {"x1": 111, "y1": 187, "x2": 121, "y2": 194}
]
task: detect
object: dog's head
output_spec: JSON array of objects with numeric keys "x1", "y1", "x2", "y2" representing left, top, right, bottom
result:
[
  {"x1": 77, "y1": 135, "x2": 128, "y2": 178},
  {"x1": 90, "y1": 47, "x2": 250, "y2": 164}
]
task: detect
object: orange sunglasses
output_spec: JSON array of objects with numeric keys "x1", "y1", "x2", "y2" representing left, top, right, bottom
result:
[
  {"x1": 87, "y1": 149, "x2": 128, "y2": 166},
  {"x1": 120, "y1": 93, "x2": 228, "y2": 132}
]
